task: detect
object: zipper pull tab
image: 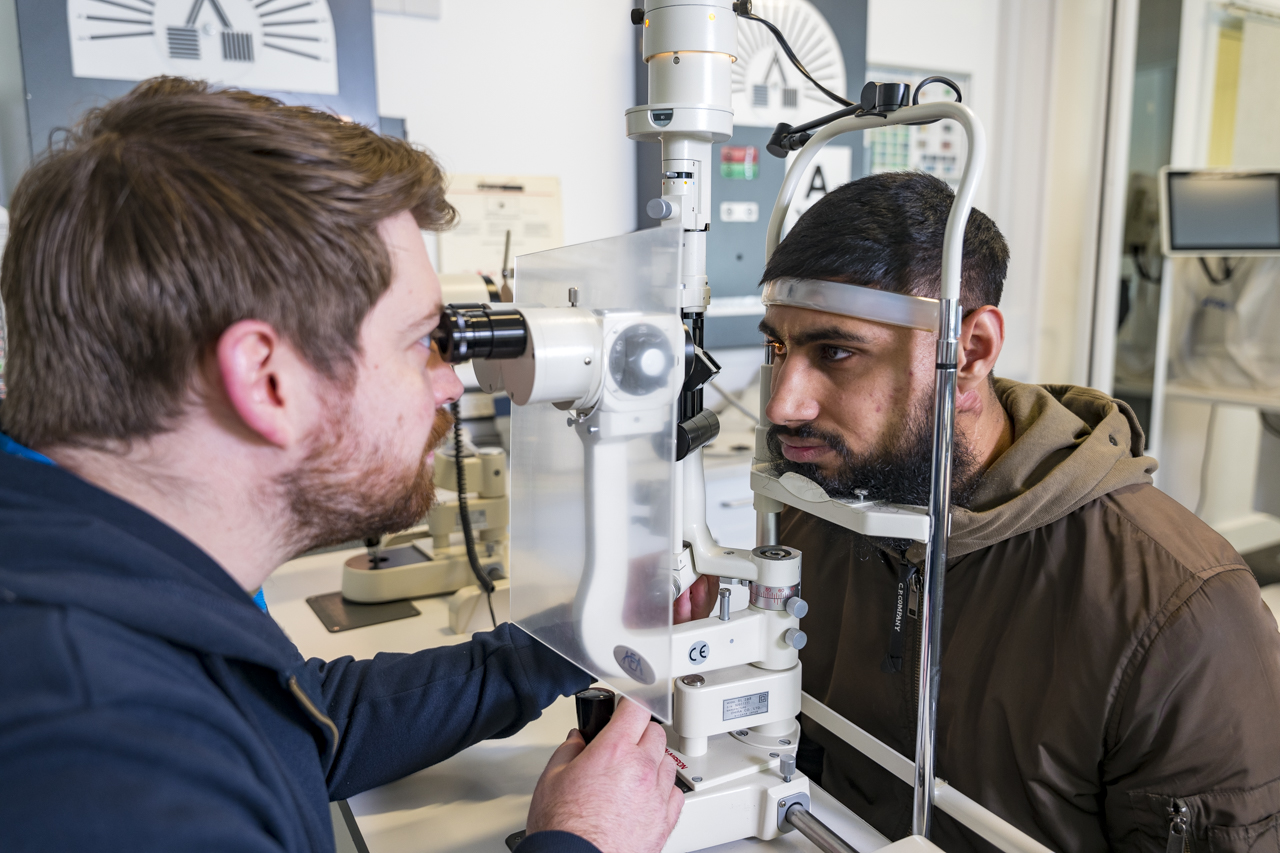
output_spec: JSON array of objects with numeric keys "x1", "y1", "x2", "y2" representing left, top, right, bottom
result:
[
  {"x1": 1166, "y1": 798, "x2": 1189, "y2": 853},
  {"x1": 880, "y1": 563, "x2": 916, "y2": 673},
  {"x1": 907, "y1": 572, "x2": 921, "y2": 619}
]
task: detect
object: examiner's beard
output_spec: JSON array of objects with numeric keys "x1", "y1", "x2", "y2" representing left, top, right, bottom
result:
[
  {"x1": 766, "y1": 390, "x2": 981, "y2": 513},
  {"x1": 276, "y1": 404, "x2": 455, "y2": 556}
]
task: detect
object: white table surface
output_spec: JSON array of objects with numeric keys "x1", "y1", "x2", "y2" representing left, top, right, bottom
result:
[{"x1": 265, "y1": 548, "x2": 888, "y2": 853}]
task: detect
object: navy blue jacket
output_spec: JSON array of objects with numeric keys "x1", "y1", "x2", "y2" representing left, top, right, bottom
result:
[{"x1": 0, "y1": 449, "x2": 598, "y2": 852}]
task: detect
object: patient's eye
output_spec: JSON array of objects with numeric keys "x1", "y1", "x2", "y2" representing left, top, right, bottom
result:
[
  {"x1": 765, "y1": 339, "x2": 787, "y2": 358},
  {"x1": 821, "y1": 345, "x2": 853, "y2": 363}
]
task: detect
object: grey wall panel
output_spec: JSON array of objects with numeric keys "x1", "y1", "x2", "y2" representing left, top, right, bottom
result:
[{"x1": 12, "y1": 0, "x2": 377, "y2": 165}]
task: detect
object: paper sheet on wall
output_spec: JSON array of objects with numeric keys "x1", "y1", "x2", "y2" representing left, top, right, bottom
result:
[{"x1": 438, "y1": 176, "x2": 564, "y2": 277}]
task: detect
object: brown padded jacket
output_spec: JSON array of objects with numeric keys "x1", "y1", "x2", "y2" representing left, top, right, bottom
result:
[{"x1": 789, "y1": 379, "x2": 1280, "y2": 852}]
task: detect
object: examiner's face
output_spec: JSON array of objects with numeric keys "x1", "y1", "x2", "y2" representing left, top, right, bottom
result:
[
  {"x1": 349, "y1": 211, "x2": 464, "y2": 486},
  {"x1": 278, "y1": 211, "x2": 464, "y2": 552},
  {"x1": 761, "y1": 304, "x2": 943, "y2": 504}
]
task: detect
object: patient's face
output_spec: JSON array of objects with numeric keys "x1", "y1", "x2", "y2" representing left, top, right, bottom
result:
[{"x1": 760, "y1": 304, "x2": 976, "y2": 507}]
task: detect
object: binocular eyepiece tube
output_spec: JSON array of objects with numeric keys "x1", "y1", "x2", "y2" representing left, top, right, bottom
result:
[{"x1": 432, "y1": 304, "x2": 529, "y2": 364}]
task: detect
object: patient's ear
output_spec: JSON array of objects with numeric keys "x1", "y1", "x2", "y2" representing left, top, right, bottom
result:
[{"x1": 957, "y1": 306, "x2": 1004, "y2": 393}]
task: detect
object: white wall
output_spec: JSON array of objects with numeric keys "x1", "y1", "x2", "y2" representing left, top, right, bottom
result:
[
  {"x1": 867, "y1": 0, "x2": 1054, "y2": 383},
  {"x1": 371, "y1": 0, "x2": 637, "y2": 247},
  {"x1": 867, "y1": 0, "x2": 1002, "y2": 215}
]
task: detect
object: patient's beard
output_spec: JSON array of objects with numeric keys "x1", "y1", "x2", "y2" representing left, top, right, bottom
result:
[
  {"x1": 276, "y1": 403, "x2": 454, "y2": 556},
  {"x1": 766, "y1": 391, "x2": 981, "y2": 511}
]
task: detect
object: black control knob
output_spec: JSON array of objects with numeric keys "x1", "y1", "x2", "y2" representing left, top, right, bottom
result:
[{"x1": 575, "y1": 687, "x2": 616, "y2": 744}]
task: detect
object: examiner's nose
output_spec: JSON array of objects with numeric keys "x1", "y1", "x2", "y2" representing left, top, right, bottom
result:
[
  {"x1": 430, "y1": 347, "x2": 465, "y2": 408},
  {"x1": 765, "y1": 357, "x2": 820, "y2": 426}
]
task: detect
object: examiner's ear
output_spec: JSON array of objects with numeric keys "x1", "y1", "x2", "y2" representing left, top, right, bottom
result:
[
  {"x1": 956, "y1": 306, "x2": 1004, "y2": 391},
  {"x1": 215, "y1": 320, "x2": 315, "y2": 448}
]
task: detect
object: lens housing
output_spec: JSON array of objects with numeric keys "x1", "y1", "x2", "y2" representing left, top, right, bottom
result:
[{"x1": 433, "y1": 304, "x2": 529, "y2": 364}]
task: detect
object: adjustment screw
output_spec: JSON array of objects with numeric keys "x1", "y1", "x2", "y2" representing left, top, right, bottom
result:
[
  {"x1": 646, "y1": 198, "x2": 674, "y2": 220},
  {"x1": 691, "y1": 776, "x2": 702, "y2": 783},
  {"x1": 734, "y1": 730, "x2": 748, "y2": 737},
  {"x1": 681, "y1": 674, "x2": 705, "y2": 687},
  {"x1": 780, "y1": 753, "x2": 796, "y2": 782},
  {"x1": 786, "y1": 597, "x2": 809, "y2": 619},
  {"x1": 785, "y1": 627, "x2": 807, "y2": 650}
]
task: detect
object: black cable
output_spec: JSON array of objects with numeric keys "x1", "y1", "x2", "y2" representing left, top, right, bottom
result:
[
  {"x1": 912, "y1": 75, "x2": 963, "y2": 106},
  {"x1": 1198, "y1": 256, "x2": 1237, "y2": 285},
  {"x1": 451, "y1": 401, "x2": 496, "y2": 628},
  {"x1": 738, "y1": 10, "x2": 854, "y2": 108}
]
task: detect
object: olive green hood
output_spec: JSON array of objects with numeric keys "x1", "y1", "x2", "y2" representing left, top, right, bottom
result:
[{"x1": 907, "y1": 379, "x2": 1158, "y2": 562}]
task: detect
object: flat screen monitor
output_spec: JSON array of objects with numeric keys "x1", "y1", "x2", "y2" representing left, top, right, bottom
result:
[{"x1": 1162, "y1": 169, "x2": 1280, "y2": 256}]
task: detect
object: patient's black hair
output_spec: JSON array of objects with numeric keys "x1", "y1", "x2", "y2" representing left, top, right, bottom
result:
[{"x1": 760, "y1": 171, "x2": 1009, "y2": 310}]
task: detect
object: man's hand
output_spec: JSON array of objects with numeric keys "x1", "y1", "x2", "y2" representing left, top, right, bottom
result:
[
  {"x1": 526, "y1": 699, "x2": 683, "y2": 853},
  {"x1": 674, "y1": 574, "x2": 721, "y2": 624}
]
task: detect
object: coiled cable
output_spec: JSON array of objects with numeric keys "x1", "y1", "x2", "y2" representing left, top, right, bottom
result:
[{"x1": 451, "y1": 401, "x2": 497, "y2": 628}]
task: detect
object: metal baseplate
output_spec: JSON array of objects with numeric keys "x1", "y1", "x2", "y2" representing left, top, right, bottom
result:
[
  {"x1": 661, "y1": 726, "x2": 808, "y2": 853},
  {"x1": 340, "y1": 540, "x2": 506, "y2": 603}
]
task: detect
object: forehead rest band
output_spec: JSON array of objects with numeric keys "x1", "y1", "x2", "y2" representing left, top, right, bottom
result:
[{"x1": 761, "y1": 277, "x2": 940, "y2": 333}]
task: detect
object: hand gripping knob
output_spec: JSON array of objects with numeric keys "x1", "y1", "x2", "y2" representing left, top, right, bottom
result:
[
  {"x1": 575, "y1": 687, "x2": 616, "y2": 745},
  {"x1": 779, "y1": 752, "x2": 796, "y2": 783}
]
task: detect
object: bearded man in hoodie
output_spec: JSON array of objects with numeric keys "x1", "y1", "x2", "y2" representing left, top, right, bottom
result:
[
  {"x1": 763, "y1": 171, "x2": 1280, "y2": 853},
  {"x1": 0, "y1": 79, "x2": 685, "y2": 853}
]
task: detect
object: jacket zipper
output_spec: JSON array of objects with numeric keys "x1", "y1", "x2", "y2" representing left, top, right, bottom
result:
[
  {"x1": 882, "y1": 562, "x2": 917, "y2": 673},
  {"x1": 288, "y1": 675, "x2": 341, "y2": 761},
  {"x1": 1166, "y1": 797, "x2": 1190, "y2": 853},
  {"x1": 911, "y1": 587, "x2": 923, "y2": 740}
]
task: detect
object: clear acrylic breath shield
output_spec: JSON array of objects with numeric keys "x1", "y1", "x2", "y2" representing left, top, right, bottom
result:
[{"x1": 509, "y1": 227, "x2": 683, "y2": 722}]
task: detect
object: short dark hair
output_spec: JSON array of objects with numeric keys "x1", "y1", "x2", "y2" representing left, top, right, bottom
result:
[
  {"x1": 1, "y1": 76, "x2": 456, "y2": 450},
  {"x1": 760, "y1": 171, "x2": 1009, "y2": 309}
]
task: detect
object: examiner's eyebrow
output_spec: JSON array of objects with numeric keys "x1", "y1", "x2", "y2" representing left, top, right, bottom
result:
[
  {"x1": 757, "y1": 319, "x2": 872, "y2": 348},
  {"x1": 410, "y1": 302, "x2": 444, "y2": 334}
]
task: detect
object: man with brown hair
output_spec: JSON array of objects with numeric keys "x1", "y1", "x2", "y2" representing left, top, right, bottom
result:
[{"x1": 0, "y1": 78, "x2": 681, "y2": 853}]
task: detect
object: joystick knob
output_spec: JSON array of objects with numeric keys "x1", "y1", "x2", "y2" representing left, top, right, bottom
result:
[{"x1": 575, "y1": 687, "x2": 616, "y2": 744}]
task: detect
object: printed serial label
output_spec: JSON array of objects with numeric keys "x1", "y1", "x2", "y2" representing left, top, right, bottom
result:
[
  {"x1": 722, "y1": 691, "x2": 769, "y2": 721},
  {"x1": 455, "y1": 509, "x2": 488, "y2": 530}
]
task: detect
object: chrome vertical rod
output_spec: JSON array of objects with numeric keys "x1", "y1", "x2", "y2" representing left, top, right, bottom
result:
[
  {"x1": 756, "y1": 349, "x2": 782, "y2": 548},
  {"x1": 912, "y1": 299, "x2": 962, "y2": 837},
  {"x1": 756, "y1": 511, "x2": 779, "y2": 547}
]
